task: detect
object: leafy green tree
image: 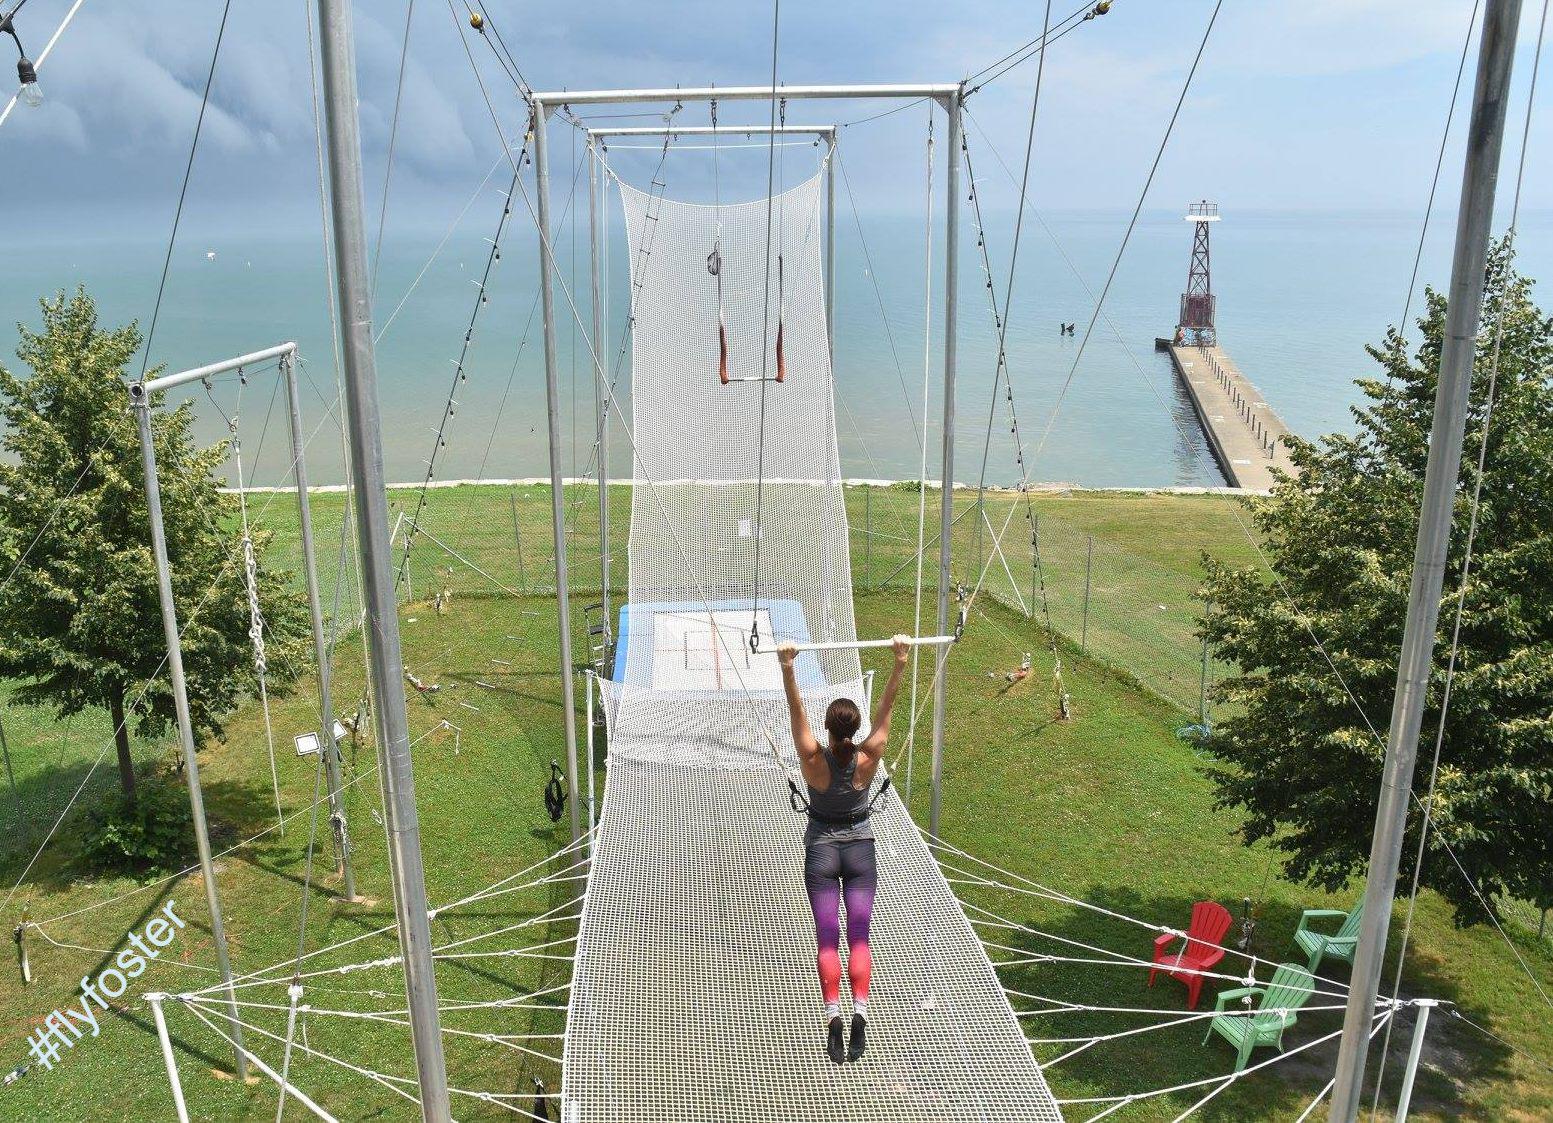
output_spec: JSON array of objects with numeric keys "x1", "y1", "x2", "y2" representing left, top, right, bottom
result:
[
  {"x1": 1201, "y1": 242, "x2": 1553, "y2": 924},
  {"x1": 0, "y1": 289, "x2": 310, "y2": 805}
]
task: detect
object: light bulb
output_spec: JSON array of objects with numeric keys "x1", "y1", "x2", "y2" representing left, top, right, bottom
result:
[{"x1": 16, "y1": 58, "x2": 41, "y2": 108}]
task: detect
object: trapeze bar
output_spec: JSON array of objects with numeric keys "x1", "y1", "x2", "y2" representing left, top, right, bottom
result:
[
  {"x1": 759, "y1": 634, "x2": 959, "y2": 654},
  {"x1": 141, "y1": 342, "x2": 298, "y2": 395},
  {"x1": 589, "y1": 125, "x2": 836, "y2": 139},
  {"x1": 535, "y1": 83, "x2": 959, "y2": 108}
]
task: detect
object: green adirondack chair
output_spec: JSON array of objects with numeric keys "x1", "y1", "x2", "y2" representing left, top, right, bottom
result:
[
  {"x1": 1293, "y1": 902, "x2": 1363, "y2": 974},
  {"x1": 1201, "y1": 962, "x2": 1317, "y2": 1072}
]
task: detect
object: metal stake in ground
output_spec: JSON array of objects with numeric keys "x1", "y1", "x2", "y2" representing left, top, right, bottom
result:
[
  {"x1": 1327, "y1": 1, "x2": 1522, "y2": 1117},
  {"x1": 314, "y1": 0, "x2": 451, "y2": 1115},
  {"x1": 129, "y1": 385, "x2": 246, "y2": 1080}
]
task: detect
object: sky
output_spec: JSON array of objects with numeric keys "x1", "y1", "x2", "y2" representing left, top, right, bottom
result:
[{"x1": 1, "y1": 0, "x2": 1550, "y2": 242}]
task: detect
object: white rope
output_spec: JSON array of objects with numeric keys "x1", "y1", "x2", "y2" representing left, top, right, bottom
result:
[{"x1": 180, "y1": 827, "x2": 595, "y2": 997}]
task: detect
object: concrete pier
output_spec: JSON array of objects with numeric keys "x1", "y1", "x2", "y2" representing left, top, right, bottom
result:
[{"x1": 1167, "y1": 343, "x2": 1297, "y2": 491}]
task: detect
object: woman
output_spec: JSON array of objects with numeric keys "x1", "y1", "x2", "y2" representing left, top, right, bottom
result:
[{"x1": 777, "y1": 635, "x2": 911, "y2": 1064}]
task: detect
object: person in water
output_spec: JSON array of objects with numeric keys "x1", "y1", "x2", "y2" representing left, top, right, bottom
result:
[{"x1": 777, "y1": 635, "x2": 911, "y2": 1064}]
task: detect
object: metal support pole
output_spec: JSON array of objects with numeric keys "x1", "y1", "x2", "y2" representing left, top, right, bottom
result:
[
  {"x1": 534, "y1": 106, "x2": 585, "y2": 849},
  {"x1": 585, "y1": 669, "x2": 597, "y2": 850},
  {"x1": 313, "y1": 0, "x2": 451, "y2": 1115},
  {"x1": 589, "y1": 139, "x2": 611, "y2": 662},
  {"x1": 864, "y1": 486, "x2": 872, "y2": 578},
  {"x1": 129, "y1": 391, "x2": 246, "y2": 1079},
  {"x1": 1199, "y1": 602, "x2": 1211, "y2": 730},
  {"x1": 825, "y1": 137, "x2": 837, "y2": 360},
  {"x1": 284, "y1": 355, "x2": 356, "y2": 901},
  {"x1": 1081, "y1": 534, "x2": 1093, "y2": 654},
  {"x1": 510, "y1": 488, "x2": 527, "y2": 591},
  {"x1": 1328, "y1": 3, "x2": 1521, "y2": 1117},
  {"x1": 0, "y1": 710, "x2": 19, "y2": 822},
  {"x1": 1394, "y1": 1000, "x2": 1437, "y2": 1122},
  {"x1": 148, "y1": 994, "x2": 191, "y2": 1123},
  {"x1": 929, "y1": 88, "x2": 961, "y2": 841}
]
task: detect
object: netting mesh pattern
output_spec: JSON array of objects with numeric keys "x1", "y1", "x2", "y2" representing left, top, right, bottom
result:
[
  {"x1": 615, "y1": 172, "x2": 859, "y2": 692},
  {"x1": 562, "y1": 758, "x2": 1064, "y2": 1123},
  {"x1": 564, "y1": 172, "x2": 1060, "y2": 1120}
]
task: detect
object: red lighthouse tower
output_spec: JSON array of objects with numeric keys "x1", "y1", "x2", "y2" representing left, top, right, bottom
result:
[{"x1": 1178, "y1": 200, "x2": 1218, "y2": 346}]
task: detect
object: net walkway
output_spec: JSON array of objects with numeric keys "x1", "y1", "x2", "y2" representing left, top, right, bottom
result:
[{"x1": 564, "y1": 167, "x2": 1061, "y2": 1120}]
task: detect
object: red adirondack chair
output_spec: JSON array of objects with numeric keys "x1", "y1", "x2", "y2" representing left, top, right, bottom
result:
[{"x1": 1148, "y1": 900, "x2": 1233, "y2": 1009}]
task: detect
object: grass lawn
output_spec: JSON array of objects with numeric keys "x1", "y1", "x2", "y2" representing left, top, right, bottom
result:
[{"x1": 0, "y1": 486, "x2": 1547, "y2": 1120}]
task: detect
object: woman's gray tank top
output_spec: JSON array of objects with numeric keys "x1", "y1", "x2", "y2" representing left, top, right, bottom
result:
[{"x1": 804, "y1": 744, "x2": 875, "y2": 844}]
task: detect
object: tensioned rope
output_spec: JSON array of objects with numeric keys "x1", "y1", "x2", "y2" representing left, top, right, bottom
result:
[
  {"x1": 393, "y1": 145, "x2": 527, "y2": 592},
  {"x1": 1392, "y1": 0, "x2": 1484, "y2": 359},
  {"x1": 369, "y1": 0, "x2": 417, "y2": 300},
  {"x1": 959, "y1": 42, "x2": 1068, "y2": 716},
  {"x1": 1023, "y1": 0, "x2": 1223, "y2": 477},
  {"x1": 748, "y1": 0, "x2": 785, "y2": 654},
  {"x1": 136, "y1": 0, "x2": 234, "y2": 380},
  {"x1": 950, "y1": 0, "x2": 1224, "y2": 652}
]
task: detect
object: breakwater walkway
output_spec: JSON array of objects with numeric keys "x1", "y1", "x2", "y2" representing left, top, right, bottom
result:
[{"x1": 1166, "y1": 343, "x2": 1297, "y2": 491}]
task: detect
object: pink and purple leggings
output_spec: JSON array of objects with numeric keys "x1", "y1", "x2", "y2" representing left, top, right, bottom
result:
[{"x1": 803, "y1": 836, "x2": 877, "y2": 1011}]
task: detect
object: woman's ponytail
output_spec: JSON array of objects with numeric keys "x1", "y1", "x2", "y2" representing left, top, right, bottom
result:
[{"x1": 824, "y1": 698, "x2": 863, "y2": 766}]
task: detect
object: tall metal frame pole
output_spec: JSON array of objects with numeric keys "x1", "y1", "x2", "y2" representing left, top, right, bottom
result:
[
  {"x1": 1327, "y1": 2, "x2": 1521, "y2": 1116},
  {"x1": 313, "y1": 0, "x2": 451, "y2": 1116},
  {"x1": 283, "y1": 354, "x2": 357, "y2": 901},
  {"x1": 589, "y1": 137, "x2": 611, "y2": 663},
  {"x1": 128, "y1": 385, "x2": 246, "y2": 1080},
  {"x1": 929, "y1": 88, "x2": 961, "y2": 840},
  {"x1": 534, "y1": 105, "x2": 585, "y2": 848}
]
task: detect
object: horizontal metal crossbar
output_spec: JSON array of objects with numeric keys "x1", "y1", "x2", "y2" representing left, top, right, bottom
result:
[
  {"x1": 758, "y1": 634, "x2": 959, "y2": 654},
  {"x1": 590, "y1": 125, "x2": 836, "y2": 140},
  {"x1": 536, "y1": 83, "x2": 959, "y2": 108},
  {"x1": 140, "y1": 342, "x2": 297, "y2": 395}
]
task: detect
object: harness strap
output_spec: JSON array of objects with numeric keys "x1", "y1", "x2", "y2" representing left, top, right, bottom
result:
[
  {"x1": 543, "y1": 760, "x2": 567, "y2": 823},
  {"x1": 787, "y1": 774, "x2": 893, "y2": 819}
]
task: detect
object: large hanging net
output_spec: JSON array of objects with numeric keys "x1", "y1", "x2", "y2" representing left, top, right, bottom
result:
[{"x1": 572, "y1": 166, "x2": 1062, "y2": 1122}]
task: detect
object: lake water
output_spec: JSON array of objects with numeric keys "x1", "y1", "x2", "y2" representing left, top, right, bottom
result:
[{"x1": 4, "y1": 196, "x2": 1549, "y2": 491}]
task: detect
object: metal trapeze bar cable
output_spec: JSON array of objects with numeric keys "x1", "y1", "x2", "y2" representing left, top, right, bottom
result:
[
  {"x1": 750, "y1": 0, "x2": 783, "y2": 655},
  {"x1": 961, "y1": 0, "x2": 1095, "y2": 87},
  {"x1": 1026, "y1": 0, "x2": 1224, "y2": 474},
  {"x1": 956, "y1": 0, "x2": 1226, "y2": 635},
  {"x1": 370, "y1": 0, "x2": 416, "y2": 300},
  {"x1": 395, "y1": 149, "x2": 529, "y2": 590},
  {"x1": 961, "y1": 65, "x2": 1066, "y2": 697},
  {"x1": 137, "y1": 0, "x2": 234, "y2": 381}
]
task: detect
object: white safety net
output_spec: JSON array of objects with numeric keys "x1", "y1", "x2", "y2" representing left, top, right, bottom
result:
[{"x1": 571, "y1": 168, "x2": 1061, "y2": 1121}]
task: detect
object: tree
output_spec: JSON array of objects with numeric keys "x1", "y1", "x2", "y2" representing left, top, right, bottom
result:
[
  {"x1": 1201, "y1": 242, "x2": 1553, "y2": 925},
  {"x1": 0, "y1": 289, "x2": 310, "y2": 806}
]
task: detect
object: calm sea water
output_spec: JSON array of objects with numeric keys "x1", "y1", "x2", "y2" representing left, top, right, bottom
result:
[{"x1": 3, "y1": 204, "x2": 1549, "y2": 490}]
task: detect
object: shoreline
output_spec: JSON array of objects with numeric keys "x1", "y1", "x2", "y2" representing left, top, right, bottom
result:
[{"x1": 224, "y1": 477, "x2": 1261, "y2": 497}]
